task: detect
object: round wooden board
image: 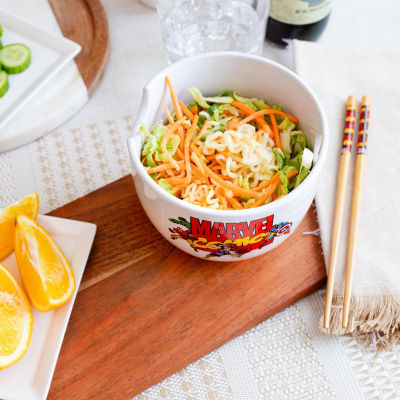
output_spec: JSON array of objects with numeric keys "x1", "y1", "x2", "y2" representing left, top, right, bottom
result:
[
  {"x1": 49, "y1": 0, "x2": 110, "y2": 96},
  {"x1": 0, "y1": 0, "x2": 109, "y2": 152}
]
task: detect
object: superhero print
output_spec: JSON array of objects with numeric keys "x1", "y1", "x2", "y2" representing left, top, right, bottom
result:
[{"x1": 168, "y1": 215, "x2": 292, "y2": 258}]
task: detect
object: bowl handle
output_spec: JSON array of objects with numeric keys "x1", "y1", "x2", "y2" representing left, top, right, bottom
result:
[{"x1": 128, "y1": 87, "x2": 153, "y2": 176}]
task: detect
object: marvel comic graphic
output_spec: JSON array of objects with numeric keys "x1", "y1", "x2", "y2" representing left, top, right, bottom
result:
[{"x1": 169, "y1": 215, "x2": 292, "y2": 258}]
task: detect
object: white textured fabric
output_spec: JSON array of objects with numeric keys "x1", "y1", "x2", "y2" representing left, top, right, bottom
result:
[
  {"x1": 293, "y1": 40, "x2": 400, "y2": 296},
  {"x1": 2, "y1": 0, "x2": 400, "y2": 398}
]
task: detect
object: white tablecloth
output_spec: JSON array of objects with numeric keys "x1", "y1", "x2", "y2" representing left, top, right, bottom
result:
[{"x1": 2, "y1": 1, "x2": 400, "y2": 398}]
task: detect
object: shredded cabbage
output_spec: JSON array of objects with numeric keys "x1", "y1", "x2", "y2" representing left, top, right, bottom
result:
[
  {"x1": 141, "y1": 124, "x2": 180, "y2": 167},
  {"x1": 158, "y1": 178, "x2": 176, "y2": 195}
]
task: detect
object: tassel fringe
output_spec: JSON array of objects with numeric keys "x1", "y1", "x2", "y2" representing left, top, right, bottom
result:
[{"x1": 320, "y1": 295, "x2": 400, "y2": 349}]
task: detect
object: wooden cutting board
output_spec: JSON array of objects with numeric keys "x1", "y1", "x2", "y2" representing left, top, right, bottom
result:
[{"x1": 47, "y1": 175, "x2": 326, "y2": 399}]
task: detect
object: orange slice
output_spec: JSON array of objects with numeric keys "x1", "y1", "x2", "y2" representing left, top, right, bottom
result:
[
  {"x1": 14, "y1": 216, "x2": 75, "y2": 312},
  {"x1": 0, "y1": 215, "x2": 15, "y2": 261},
  {"x1": 1, "y1": 192, "x2": 39, "y2": 220},
  {"x1": 0, "y1": 263, "x2": 33, "y2": 370}
]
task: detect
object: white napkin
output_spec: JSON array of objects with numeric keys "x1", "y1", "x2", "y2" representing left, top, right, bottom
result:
[{"x1": 293, "y1": 40, "x2": 400, "y2": 346}]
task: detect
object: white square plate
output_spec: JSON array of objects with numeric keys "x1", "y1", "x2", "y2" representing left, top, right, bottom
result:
[
  {"x1": 0, "y1": 10, "x2": 81, "y2": 130},
  {"x1": 0, "y1": 215, "x2": 96, "y2": 400}
]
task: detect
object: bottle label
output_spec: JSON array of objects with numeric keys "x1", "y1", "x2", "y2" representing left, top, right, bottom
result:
[{"x1": 269, "y1": 0, "x2": 332, "y2": 25}]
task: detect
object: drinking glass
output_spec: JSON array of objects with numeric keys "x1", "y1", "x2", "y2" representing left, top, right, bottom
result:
[{"x1": 157, "y1": 0, "x2": 269, "y2": 63}]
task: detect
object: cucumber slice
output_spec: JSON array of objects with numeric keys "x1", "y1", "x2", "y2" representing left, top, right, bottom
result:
[
  {"x1": 0, "y1": 44, "x2": 31, "y2": 74},
  {"x1": 0, "y1": 70, "x2": 9, "y2": 97}
]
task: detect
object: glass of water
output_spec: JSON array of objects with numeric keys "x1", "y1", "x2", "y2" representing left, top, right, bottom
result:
[{"x1": 157, "y1": 0, "x2": 269, "y2": 63}]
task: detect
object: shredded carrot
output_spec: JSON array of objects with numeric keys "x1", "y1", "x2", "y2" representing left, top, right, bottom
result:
[
  {"x1": 191, "y1": 151, "x2": 206, "y2": 175},
  {"x1": 192, "y1": 121, "x2": 210, "y2": 145},
  {"x1": 238, "y1": 108, "x2": 299, "y2": 126},
  {"x1": 165, "y1": 76, "x2": 182, "y2": 119},
  {"x1": 231, "y1": 100, "x2": 271, "y2": 130},
  {"x1": 271, "y1": 192, "x2": 277, "y2": 201},
  {"x1": 175, "y1": 147, "x2": 184, "y2": 160},
  {"x1": 191, "y1": 164, "x2": 208, "y2": 183},
  {"x1": 165, "y1": 76, "x2": 185, "y2": 152},
  {"x1": 217, "y1": 194, "x2": 228, "y2": 210},
  {"x1": 221, "y1": 110, "x2": 233, "y2": 117},
  {"x1": 254, "y1": 172, "x2": 281, "y2": 192},
  {"x1": 167, "y1": 177, "x2": 191, "y2": 186},
  {"x1": 178, "y1": 126, "x2": 186, "y2": 153},
  {"x1": 286, "y1": 169, "x2": 299, "y2": 179},
  {"x1": 226, "y1": 117, "x2": 239, "y2": 130},
  {"x1": 248, "y1": 181, "x2": 279, "y2": 208},
  {"x1": 165, "y1": 171, "x2": 186, "y2": 185},
  {"x1": 147, "y1": 161, "x2": 184, "y2": 174},
  {"x1": 213, "y1": 171, "x2": 231, "y2": 181},
  {"x1": 228, "y1": 197, "x2": 243, "y2": 209},
  {"x1": 162, "y1": 98, "x2": 174, "y2": 125},
  {"x1": 184, "y1": 114, "x2": 199, "y2": 184},
  {"x1": 179, "y1": 101, "x2": 194, "y2": 122},
  {"x1": 252, "y1": 169, "x2": 298, "y2": 198},
  {"x1": 270, "y1": 113, "x2": 281, "y2": 149},
  {"x1": 192, "y1": 105, "x2": 198, "y2": 114},
  {"x1": 191, "y1": 145, "x2": 261, "y2": 199}
]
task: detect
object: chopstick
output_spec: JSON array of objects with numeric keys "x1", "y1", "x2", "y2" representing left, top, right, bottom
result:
[
  {"x1": 342, "y1": 96, "x2": 370, "y2": 328},
  {"x1": 323, "y1": 95, "x2": 357, "y2": 329}
]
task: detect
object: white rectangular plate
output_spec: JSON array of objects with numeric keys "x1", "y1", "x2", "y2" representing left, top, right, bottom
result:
[
  {"x1": 0, "y1": 215, "x2": 96, "y2": 400},
  {"x1": 0, "y1": 10, "x2": 81, "y2": 130}
]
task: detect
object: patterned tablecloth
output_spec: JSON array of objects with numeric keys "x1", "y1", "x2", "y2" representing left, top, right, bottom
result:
[{"x1": 2, "y1": 1, "x2": 400, "y2": 399}]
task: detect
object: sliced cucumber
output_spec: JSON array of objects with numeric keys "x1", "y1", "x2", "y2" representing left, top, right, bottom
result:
[
  {"x1": 0, "y1": 70, "x2": 9, "y2": 97},
  {"x1": 0, "y1": 44, "x2": 31, "y2": 74}
]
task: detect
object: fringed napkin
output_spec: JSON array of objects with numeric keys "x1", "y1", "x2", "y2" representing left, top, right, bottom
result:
[{"x1": 293, "y1": 40, "x2": 400, "y2": 348}]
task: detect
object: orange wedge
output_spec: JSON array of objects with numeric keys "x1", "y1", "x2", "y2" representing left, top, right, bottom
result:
[
  {"x1": 1, "y1": 192, "x2": 39, "y2": 220},
  {"x1": 0, "y1": 215, "x2": 15, "y2": 261},
  {"x1": 14, "y1": 216, "x2": 75, "y2": 312},
  {"x1": 0, "y1": 263, "x2": 33, "y2": 370},
  {"x1": 0, "y1": 193, "x2": 39, "y2": 260}
]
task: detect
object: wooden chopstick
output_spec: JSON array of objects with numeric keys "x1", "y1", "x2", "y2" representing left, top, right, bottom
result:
[
  {"x1": 342, "y1": 96, "x2": 370, "y2": 328},
  {"x1": 323, "y1": 96, "x2": 357, "y2": 329}
]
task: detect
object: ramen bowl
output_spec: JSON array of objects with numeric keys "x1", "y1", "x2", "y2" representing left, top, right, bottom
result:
[{"x1": 128, "y1": 52, "x2": 328, "y2": 261}]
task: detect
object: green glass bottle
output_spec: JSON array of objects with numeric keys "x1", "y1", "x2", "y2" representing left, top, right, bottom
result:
[{"x1": 266, "y1": 0, "x2": 333, "y2": 47}]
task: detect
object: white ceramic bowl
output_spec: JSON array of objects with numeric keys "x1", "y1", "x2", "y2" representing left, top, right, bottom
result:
[{"x1": 128, "y1": 52, "x2": 328, "y2": 261}]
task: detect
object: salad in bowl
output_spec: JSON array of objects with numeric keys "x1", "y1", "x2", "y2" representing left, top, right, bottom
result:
[
  {"x1": 128, "y1": 52, "x2": 328, "y2": 261},
  {"x1": 140, "y1": 78, "x2": 314, "y2": 210}
]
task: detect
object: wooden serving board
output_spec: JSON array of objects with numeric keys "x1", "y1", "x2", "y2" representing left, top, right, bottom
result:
[
  {"x1": 47, "y1": 175, "x2": 326, "y2": 399},
  {"x1": 49, "y1": 0, "x2": 109, "y2": 96}
]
